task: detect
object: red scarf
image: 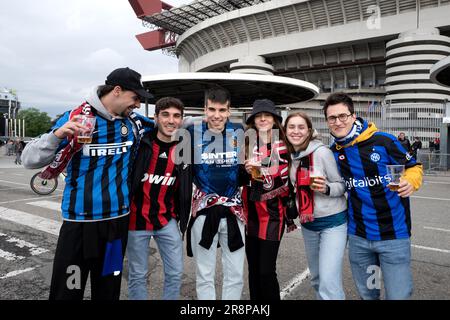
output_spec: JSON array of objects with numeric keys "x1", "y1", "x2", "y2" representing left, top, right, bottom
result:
[
  {"x1": 39, "y1": 102, "x2": 93, "y2": 179},
  {"x1": 248, "y1": 140, "x2": 289, "y2": 202},
  {"x1": 296, "y1": 153, "x2": 314, "y2": 224},
  {"x1": 191, "y1": 188, "x2": 246, "y2": 225}
]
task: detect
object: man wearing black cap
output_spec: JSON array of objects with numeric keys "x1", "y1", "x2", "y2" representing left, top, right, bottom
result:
[{"x1": 22, "y1": 67, "x2": 154, "y2": 300}]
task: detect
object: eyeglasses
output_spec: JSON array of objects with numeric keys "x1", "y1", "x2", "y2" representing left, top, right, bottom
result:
[{"x1": 326, "y1": 113, "x2": 353, "y2": 124}]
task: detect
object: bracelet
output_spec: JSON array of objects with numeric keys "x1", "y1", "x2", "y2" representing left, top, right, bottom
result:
[{"x1": 324, "y1": 184, "x2": 331, "y2": 196}]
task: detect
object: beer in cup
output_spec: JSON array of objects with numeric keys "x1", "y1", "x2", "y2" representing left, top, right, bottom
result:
[
  {"x1": 386, "y1": 164, "x2": 405, "y2": 191},
  {"x1": 249, "y1": 158, "x2": 263, "y2": 181},
  {"x1": 76, "y1": 115, "x2": 96, "y2": 144}
]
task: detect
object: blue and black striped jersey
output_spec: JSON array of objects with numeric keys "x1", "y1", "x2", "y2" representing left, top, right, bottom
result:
[
  {"x1": 188, "y1": 121, "x2": 243, "y2": 198},
  {"x1": 331, "y1": 126, "x2": 420, "y2": 240},
  {"x1": 53, "y1": 108, "x2": 153, "y2": 221}
]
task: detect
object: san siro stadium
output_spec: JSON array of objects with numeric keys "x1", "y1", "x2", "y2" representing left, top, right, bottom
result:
[{"x1": 129, "y1": 0, "x2": 450, "y2": 150}]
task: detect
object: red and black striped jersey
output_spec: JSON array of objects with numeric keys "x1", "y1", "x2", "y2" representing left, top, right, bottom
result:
[
  {"x1": 243, "y1": 140, "x2": 289, "y2": 241},
  {"x1": 129, "y1": 138, "x2": 178, "y2": 231}
]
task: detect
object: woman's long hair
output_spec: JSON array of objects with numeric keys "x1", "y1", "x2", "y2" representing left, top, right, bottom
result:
[{"x1": 283, "y1": 112, "x2": 316, "y2": 152}]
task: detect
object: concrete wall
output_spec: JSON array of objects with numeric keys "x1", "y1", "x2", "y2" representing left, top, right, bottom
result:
[{"x1": 177, "y1": 7, "x2": 450, "y2": 72}]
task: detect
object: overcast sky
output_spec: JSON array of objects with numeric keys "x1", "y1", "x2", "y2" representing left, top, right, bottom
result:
[{"x1": 0, "y1": 0, "x2": 191, "y2": 117}]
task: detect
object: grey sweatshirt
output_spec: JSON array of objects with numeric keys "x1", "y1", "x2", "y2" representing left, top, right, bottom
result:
[
  {"x1": 21, "y1": 86, "x2": 121, "y2": 169},
  {"x1": 290, "y1": 139, "x2": 347, "y2": 218}
]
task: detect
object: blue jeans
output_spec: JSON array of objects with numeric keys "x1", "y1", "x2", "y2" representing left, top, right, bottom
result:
[
  {"x1": 301, "y1": 223, "x2": 347, "y2": 300},
  {"x1": 348, "y1": 234, "x2": 413, "y2": 300},
  {"x1": 127, "y1": 219, "x2": 183, "y2": 300}
]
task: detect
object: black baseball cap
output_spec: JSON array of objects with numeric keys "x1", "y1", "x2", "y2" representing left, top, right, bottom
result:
[
  {"x1": 246, "y1": 99, "x2": 282, "y2": 124},
  {"x1": 105, "y1": 67, "x2": 153, "y2": 100}
]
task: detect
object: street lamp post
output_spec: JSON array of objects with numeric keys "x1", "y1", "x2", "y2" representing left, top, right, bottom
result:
[
  {"x1": 8, "y1": 99, "x2": 11, "y2": 132},
  {"x1": 3, "y1": 113, "x2": 8, "y2": 138},
  {"x1": 14, "y1": 117, "x2": 17, "y2": 138},
  {"x1": 13, "y1": 92, "x2": 19, "y2": 138}
]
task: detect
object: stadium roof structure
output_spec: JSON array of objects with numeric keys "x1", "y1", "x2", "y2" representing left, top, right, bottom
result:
[
  {"x1": 141, "y1": 72, "x2": 319, "y2": 109},
  {"x1": 139, "y1": 0, "x2": 272, "y2": 35},
  {"x1": 430, "y1": 56, "x2": 450, "y2": 88}
]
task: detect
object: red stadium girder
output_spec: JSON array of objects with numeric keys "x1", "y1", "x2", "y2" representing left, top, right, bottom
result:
[
  {"x1": 135, "y1": 28, "x2": 177, "y2": 51},
  {"x1": 129, "y1": 0, "x2": 177, "y2": 51}
]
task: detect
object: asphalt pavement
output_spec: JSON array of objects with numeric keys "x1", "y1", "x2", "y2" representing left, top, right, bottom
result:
[{"x1": 0, "y1": 146, "x2": 449, "y2": 300}]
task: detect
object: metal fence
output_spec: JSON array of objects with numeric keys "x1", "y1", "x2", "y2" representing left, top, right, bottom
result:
[
  {"x1": 305, "y1": 101, "x2": 450, "y2": 175},
  {"x1": 313, "y1": 102, "x2": 445, "y2": 149},
  {"x1": 416, "y1": 150, "x2": 450, "y2": 176},
  {"x1": 369, "y1": 103, "x2": 444, "y2": 150}
]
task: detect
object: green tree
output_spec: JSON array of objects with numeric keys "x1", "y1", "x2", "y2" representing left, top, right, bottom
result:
[{"x1": 18, "y1": 108, "x2": 52, "y2": 137}]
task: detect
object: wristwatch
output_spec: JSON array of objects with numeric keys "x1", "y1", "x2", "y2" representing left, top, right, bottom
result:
[{"x1": 324, "y1": 184, "x2": 331, "y2": 196}]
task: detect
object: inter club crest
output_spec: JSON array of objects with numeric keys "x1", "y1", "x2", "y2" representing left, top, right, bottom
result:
[
  {"x1": 121, "y1": 124, "x2": 129, "y2": 136},
  {"x1": 370, "y1": 152, "x2": 381, "y2": 162}
]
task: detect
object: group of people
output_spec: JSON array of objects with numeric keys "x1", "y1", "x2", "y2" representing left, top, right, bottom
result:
[
  {"x1": 21, "y1": 67, "x2": 423, "y2": 301},
  {"x1": 429, "y1": 137, "x2": 440, "y2": 152},
  {"x1": 398, "y1": 133, "x2": 444, "y2": 164},
  {"x1": 3, "y1": 138, "x2": 25, "y2": 164}
]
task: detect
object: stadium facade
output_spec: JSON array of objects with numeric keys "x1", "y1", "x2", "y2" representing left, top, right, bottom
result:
[{"x1": 129, "y1": 0, "x2": 450, "y2": 146}]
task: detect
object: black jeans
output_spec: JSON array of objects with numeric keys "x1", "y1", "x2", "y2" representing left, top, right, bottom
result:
[
  {"x1": 245, "y1": 236, "x2": 281, "y2": 300},
  {"x1": 49, "y1": 216, "x2": 129, "y2": 300}
]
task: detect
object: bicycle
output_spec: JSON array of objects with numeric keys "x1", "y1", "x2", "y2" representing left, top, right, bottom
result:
[{"x1": 30, "y1": 171, "x2": 66, "y2": 195}]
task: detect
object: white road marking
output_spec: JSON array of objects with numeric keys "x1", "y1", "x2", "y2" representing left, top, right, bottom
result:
[
  {"x1": 411, "y1": 195, "x2": 450, "y2": 202},
  {"x1": 0, "y1": 179, "x2": 64, "y2": 192},
  {"x1": 4, "y1": 237, "x2": 49, "y2": 256},
  {"x1": 280, "y1": 268, "x2": 310, "y2": 300},
  {"x1": 423, "y1": 181, "x2": 450, "y2": 185},
  {"x1": 0, "y1": 233, "x2": 49, "y2": 259},
  {"x1": 412, "y1": 244, "x2": 450, "y2": 254},
  {"x1": 0, "y1": 179, "x2": 33, "y2": 187},
  {"x1": 424, "y1": 226, "x2": 450, "y2": 233},
  {"x1": 0, "y1": 187, "x2": 27, "y2": 191},
  {"x1": 0, "y1": 207, "x2": 61, "y2": 236},
  {"x1": 0, "y1": 267, "x2": 35, "y2": 279},
  {"x1": 27, "y1": 200, "x2": 61, "y2": 212},
  {"x1": 0, "y1": 194, "x2": 62, "y2": 205}
]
